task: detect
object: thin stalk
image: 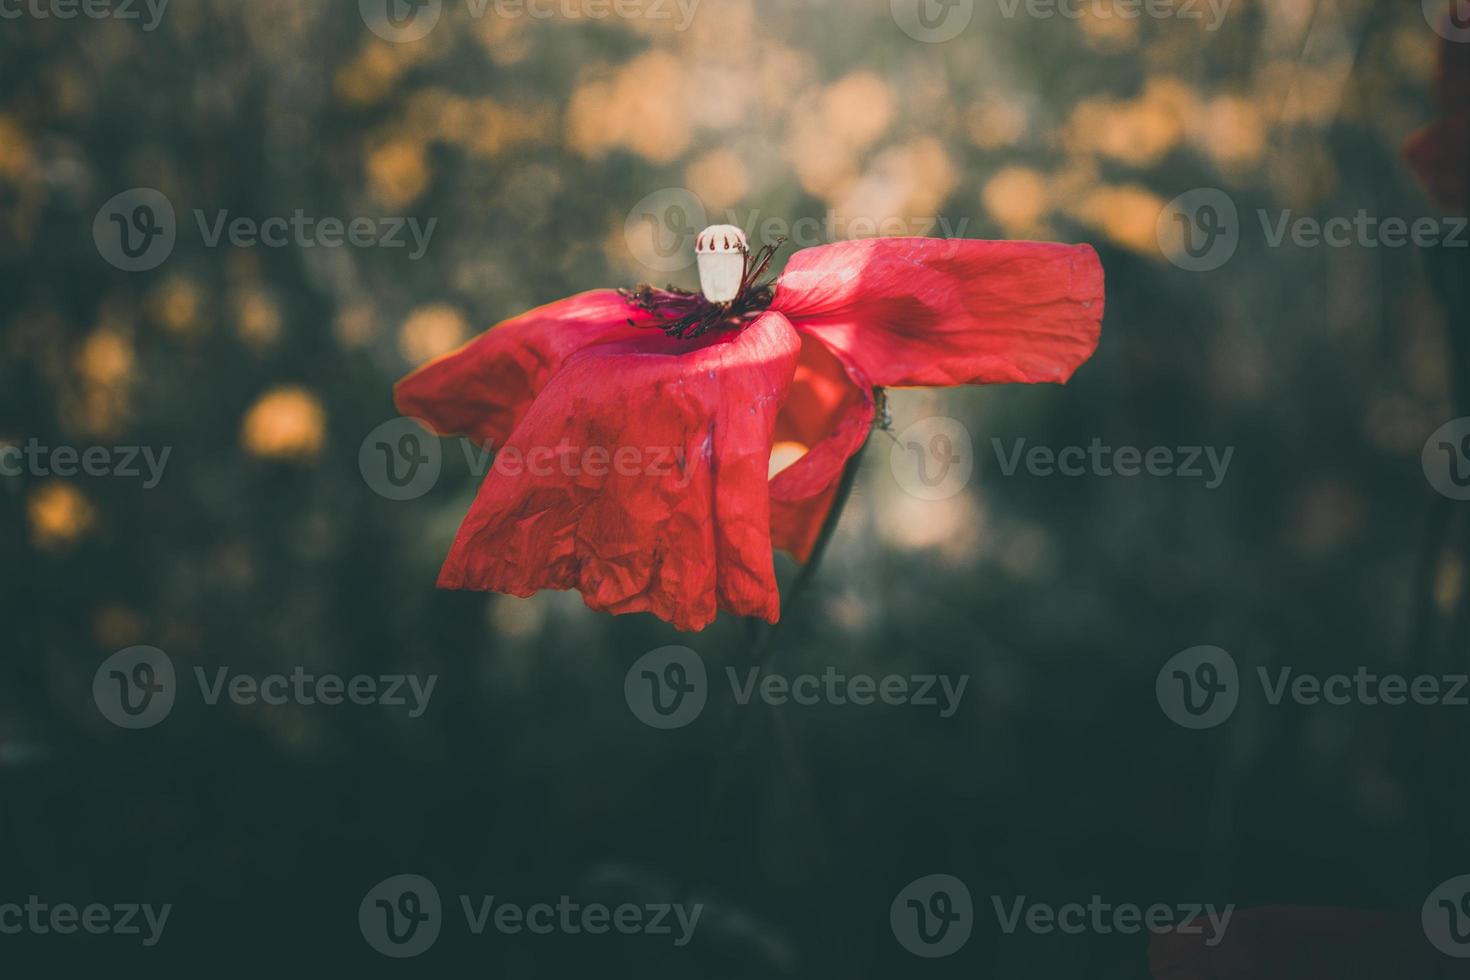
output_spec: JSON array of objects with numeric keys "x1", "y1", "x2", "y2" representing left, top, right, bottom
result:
[{"x1": 681, "y1": 427, "x2": 873, "y2": 893}]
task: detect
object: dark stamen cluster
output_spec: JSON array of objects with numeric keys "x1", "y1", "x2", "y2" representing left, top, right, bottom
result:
[{"x1": 621, "y1": 238, "x2": 785, "y2": 341}]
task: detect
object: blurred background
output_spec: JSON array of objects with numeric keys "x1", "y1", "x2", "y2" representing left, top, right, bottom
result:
[{"x1": 2, "y1": 0, "x2": 1469, "y2": 974}]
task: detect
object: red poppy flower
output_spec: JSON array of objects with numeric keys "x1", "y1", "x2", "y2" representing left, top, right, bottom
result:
[
  {"x1": 1405, "y1": 9, "x2": 1470, "y2": 213},
  {"x1": 395, "y1": 228, "x2": 1104, "y2": 631},
  {"x1": 1149, "y1": 906, "x2": 1457, "y2": 980}
]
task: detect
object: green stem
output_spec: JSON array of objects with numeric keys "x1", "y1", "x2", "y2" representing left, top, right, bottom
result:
[{"x1": 682, "y1": 419, "x2": 875, "y2": 893}]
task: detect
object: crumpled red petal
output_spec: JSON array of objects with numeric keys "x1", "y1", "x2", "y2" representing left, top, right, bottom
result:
[
  {"x1": 1404, "y1": 114, "x2": 1470, "y2": 214},
  {"x1": 1149, "y1": 906, "x2": 1454, "y2": 980},
  {"x1": 437, "y1": 310, "x2": 802, "y2": 632},
  {"x1": 394, "y1": 290, "x2": 649, "y2": 447},
  {"x1": 768, "y1": 336, "x2": 874, "y2": 561},
  {"x1": 772, "y1": 238, "x2": 1104, "y2": 387}
]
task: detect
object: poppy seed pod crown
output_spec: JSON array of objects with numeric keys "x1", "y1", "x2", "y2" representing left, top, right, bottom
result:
[{"x1": 695, "y1": 224, "x2": 747, "y2": 303}]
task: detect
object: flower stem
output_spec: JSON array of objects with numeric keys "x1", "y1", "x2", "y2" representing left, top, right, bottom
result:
[
  {"x1": 682, "y1": 414, "x2": 876, "y2": 898},
  {"x1": 747, "y1": 427, "x2": 869, "y2": 664}
]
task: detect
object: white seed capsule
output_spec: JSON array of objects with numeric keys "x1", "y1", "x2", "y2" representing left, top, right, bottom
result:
[{"x1": 695, "y1": 225, "x2": 747, "y2": 304}]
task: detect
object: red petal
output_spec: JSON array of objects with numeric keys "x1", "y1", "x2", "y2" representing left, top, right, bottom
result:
[
  {"x1": 771, "y1": 238, "x2": 1104, "y2": 387},
  {"x1": 394, "y1": 290, "x2": 648, "y2": 447},
  {"x1": 1149, "y1": 906, "x2": 1452, "y2": 980},
  {"x1": 437, "y1": 311, "x2": 802, "y2": 632},
  {"x1": 1404, "y1": 114, "x2": 1470, "y2": 214},
  {"x1": 768, "y1": 336, "x2": 874, "y2": 561}
]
